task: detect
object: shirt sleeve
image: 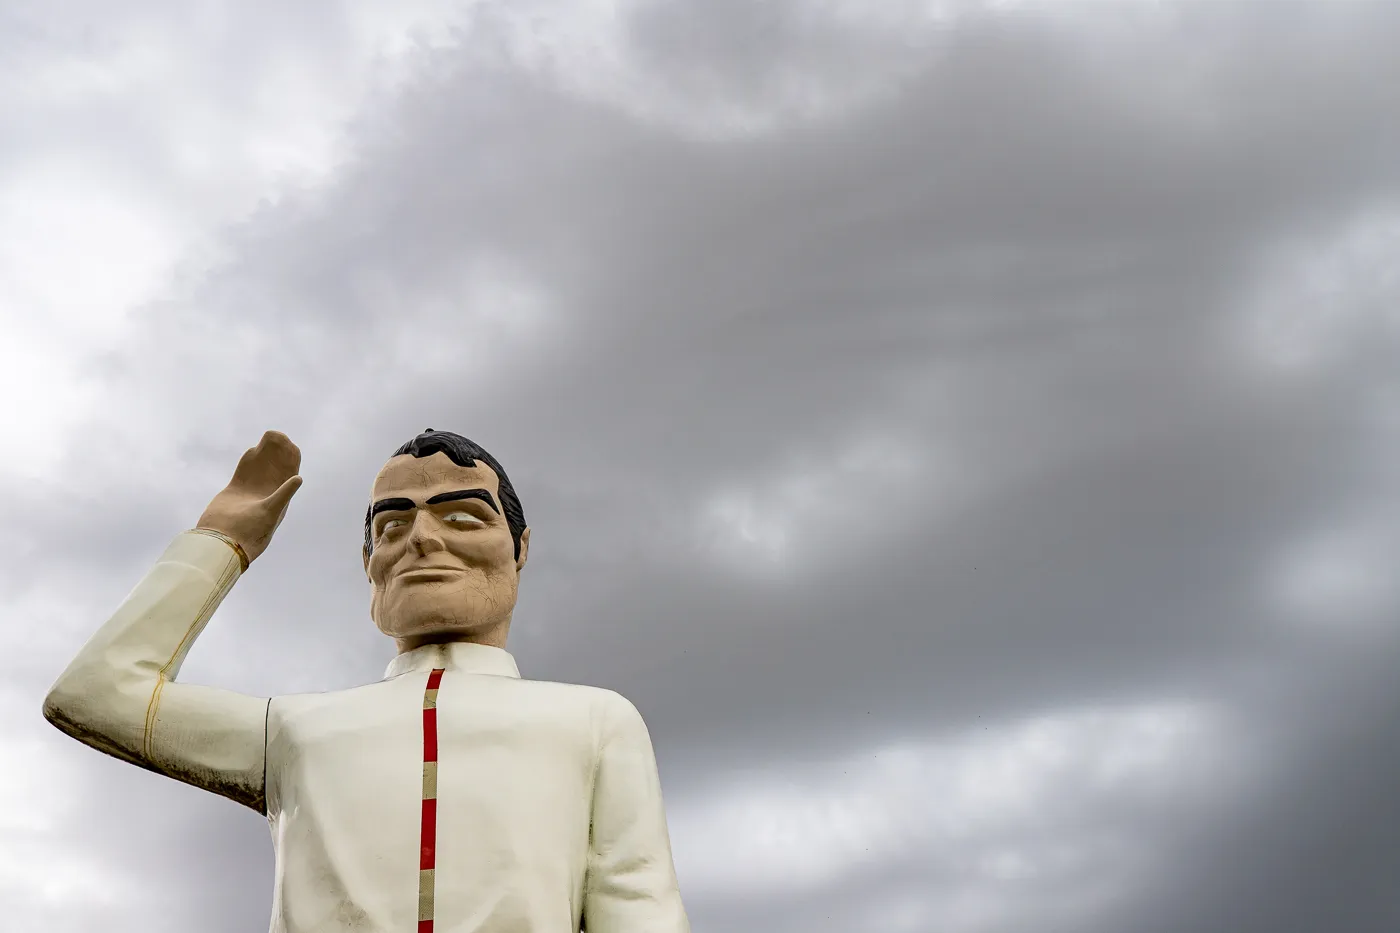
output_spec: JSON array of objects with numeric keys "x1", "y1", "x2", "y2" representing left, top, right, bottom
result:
[
  {"x1": 42, "y1": 529, "x2": 270, "y2": 813},
  {"x1": 582, "y1": 691, "x2": 690, "y2": 933}
]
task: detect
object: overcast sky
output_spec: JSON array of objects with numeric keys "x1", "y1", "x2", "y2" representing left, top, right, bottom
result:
[{"x1": 5, "y1": 1, "x2": 1400, "y2": 931}]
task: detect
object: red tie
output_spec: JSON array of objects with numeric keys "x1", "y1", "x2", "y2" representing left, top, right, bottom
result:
[{"x1": 419, "y1": 668, "x2": 445, "y2": 932}]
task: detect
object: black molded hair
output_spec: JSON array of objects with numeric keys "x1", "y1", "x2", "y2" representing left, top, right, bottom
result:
[{"x1": 363, "y1": 428, "x2": 527, "y2": 563}]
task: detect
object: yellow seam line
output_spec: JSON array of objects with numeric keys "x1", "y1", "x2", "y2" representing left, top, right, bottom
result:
[
  {"x1": 142, "y1": 549, "x2": 240, "y2": 758},
  {"x1": 143, "y1": 677, "x2": 166, "y2": 759},
  {"x1": 162, "y1": 552, "x2": 238, "y2": 676},
  {"x1": 187, "y1": 528, "x2": 249, "y2": 572}
]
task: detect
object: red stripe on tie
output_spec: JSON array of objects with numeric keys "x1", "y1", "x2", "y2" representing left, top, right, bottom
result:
[
  {"x1": 423, "y1": 708, "x2": 438, "y2": 761},
  {"x1": 418, "y1": 668, "x2": 445, "y2": 932},
  {"x1": 420, "y1": 798, "x2": 437, "y2": 869}
]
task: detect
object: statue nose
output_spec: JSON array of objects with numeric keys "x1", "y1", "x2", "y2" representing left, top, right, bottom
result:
[{"x1": 408, "y1": 515, "x2": 448, "y2": 552}]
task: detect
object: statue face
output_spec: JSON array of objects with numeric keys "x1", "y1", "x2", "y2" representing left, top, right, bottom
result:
[{"x1": 365, "y1": 452, "x2": 530, "y2": 651}]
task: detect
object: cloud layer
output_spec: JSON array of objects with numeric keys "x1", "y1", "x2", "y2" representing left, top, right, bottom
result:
[{"x1": 6, "y1": 2, "x2": 1400, "y2": 931}]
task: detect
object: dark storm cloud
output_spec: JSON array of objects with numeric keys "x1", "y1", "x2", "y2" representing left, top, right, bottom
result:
[{"x1": 9, "y1": 3, "x2": 1400, "y2": 932}]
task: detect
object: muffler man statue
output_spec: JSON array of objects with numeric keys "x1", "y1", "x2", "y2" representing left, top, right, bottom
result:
[{"x1": 44, "y1": 429, "x2": 690, "y2": 932}]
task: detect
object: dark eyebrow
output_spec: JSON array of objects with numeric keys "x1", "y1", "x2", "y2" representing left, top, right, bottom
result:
[
  {"x1": 369, "y1": 497, "x2": 416, "y2": 520},
  {"x1": 369, "y1": 488, "x2": 500, "y2": 522},
  {"x1": 425, "y1": 488, "x2": 499, "y2": 513}
]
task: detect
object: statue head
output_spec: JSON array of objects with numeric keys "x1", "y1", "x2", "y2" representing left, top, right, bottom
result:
[{"x1": 363, "y1": 429, "x2": 530, "y2": 653}]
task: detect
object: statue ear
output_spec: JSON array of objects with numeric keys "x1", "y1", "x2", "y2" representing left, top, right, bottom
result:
[
  {"x1": 362, "y1": 545, "x2": 372, "y2": 579},
  {"x1": 516, "y1": 527, "x2": 531, "y2": 574}
]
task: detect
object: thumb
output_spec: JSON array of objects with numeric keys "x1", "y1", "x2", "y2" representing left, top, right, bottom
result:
[
  {"x1": 265, "y1": 474, "x2": 302, "y2": 539},
  {"x1": 267, "y1": 474, "x2": 303, "y2": 513}
]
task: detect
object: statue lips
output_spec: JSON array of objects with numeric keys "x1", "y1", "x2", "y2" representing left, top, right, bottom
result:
[{"x1": 397, "y1": 565, "x2": 465, "y2": 583}]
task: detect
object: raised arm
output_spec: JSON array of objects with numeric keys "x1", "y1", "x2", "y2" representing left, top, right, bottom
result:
[
  {"x1": 583, "y1": 691, "x2": 690, "y2": 933},
  {"x1": 43, "y1": 530, "x2": 271, "y2": 809},
  {"x1": 42, "y1": 431, "x2": 303, "y2": 814}
]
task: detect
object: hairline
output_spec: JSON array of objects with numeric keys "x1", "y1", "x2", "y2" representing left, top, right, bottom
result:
[{"x1": 362, "y1": 431, "x2": 526, "y2": 563}]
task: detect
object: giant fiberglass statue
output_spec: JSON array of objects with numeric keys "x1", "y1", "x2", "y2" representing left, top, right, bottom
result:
[{"x1": 43, "y1": 429, "x2": 689, "y2": 932}]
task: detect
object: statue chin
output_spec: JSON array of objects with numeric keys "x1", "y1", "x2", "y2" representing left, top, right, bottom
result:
[
  {"x1": 375, "y1": 602, "x2": 514, "y2": 646},
  {"x1": 379, "y1": 613, "x2": 486, "y2": 640},
  {"x1": 372, "y1": 574, "x2": 519, "y2": 647}
]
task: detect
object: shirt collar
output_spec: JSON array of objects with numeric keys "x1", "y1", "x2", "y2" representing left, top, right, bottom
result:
[{"x1": 383, "y1": 641, "x2": 521, "y2": 680}]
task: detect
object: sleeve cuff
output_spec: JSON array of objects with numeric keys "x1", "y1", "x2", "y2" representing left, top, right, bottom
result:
[{"x1": 186, "y1": 527, "x2": 250, "y2": 572}]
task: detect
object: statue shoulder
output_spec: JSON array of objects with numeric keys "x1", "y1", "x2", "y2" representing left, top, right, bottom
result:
[
  {"x1": 513, "y1": 676, "x2": 622, "y2": 705},
  {"x1": 509, "y1": 678, "x2": 644, "y2": 729}
]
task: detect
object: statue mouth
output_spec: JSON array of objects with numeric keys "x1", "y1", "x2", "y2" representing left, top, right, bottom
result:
[{"x1": 397, "y1": 566, "x2": 464, "y2": 581}]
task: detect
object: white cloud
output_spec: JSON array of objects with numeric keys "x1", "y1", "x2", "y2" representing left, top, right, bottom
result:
[
  {"x1": 0, "y1": 688, "x2": 140, "y2": 924},
  {"x1": 0, "y1": 163, "x2": 171, "y2": 476},
  {"x1": 691, "y1": 427, "x2": 931, "y2": 575},
  {"x1": 1266, "y1": 516, "x2": 1400, "y2": 631},
  {"x1": 444, "y1": 0, "x2": 950, "y2": 140},
  {"x1": 1236, "y1": 209, "x2": 1400, "y2": 376},
  {"x1": 669, "y1": 698, "x2": 1239, "y2": 919},
  {"x1": 0, "y1": 1, "x2": 480, "y2": 482}
]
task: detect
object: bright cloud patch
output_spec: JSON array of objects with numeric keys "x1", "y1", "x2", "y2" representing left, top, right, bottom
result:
[
  {"x1": 693, "y1": 429, "x2": 931, "y2": 574},
  {"x1": 1237, "y1": 210, "x2": 1400, "y2": 375},
  {"x1": 0, "y1": 687, "x2": 141, "y2": 926},
  {"x1": 669, "y1": 699, "x2": 1239, "y2": 924},
  {"x1": 1266, "y1": 516, "x2": 1400, "y2": 631}
]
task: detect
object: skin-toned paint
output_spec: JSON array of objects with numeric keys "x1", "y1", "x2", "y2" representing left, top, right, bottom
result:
[{"x1": 364, "y1": 452, "x2": 532, "y2": 653}]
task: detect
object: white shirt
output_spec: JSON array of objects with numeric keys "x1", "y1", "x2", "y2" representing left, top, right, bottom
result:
[{"x1": 43, "y1": 530, "x2": 690, "y2": 933}]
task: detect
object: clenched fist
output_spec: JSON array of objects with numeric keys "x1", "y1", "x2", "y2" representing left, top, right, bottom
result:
[{"x1": 196, "y1": 430, "x2": 303, "y2": 565}]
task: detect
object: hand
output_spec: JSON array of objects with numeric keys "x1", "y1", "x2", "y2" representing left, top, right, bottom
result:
[{"x1": 196, "y1": 431, "x2": 303, "y2": 564}]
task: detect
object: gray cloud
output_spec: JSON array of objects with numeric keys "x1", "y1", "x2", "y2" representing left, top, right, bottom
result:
[{"x1": 7, "y1": 2, "x2": 1400, "y2": 931}]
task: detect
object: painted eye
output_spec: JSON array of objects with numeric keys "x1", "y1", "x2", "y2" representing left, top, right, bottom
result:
[
  {"x1": 445, "y1": 511, "x2": 485, "y2": 526},
  {"x1": 380, "y1": 518, "x2": 407, "y2": 536}
]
